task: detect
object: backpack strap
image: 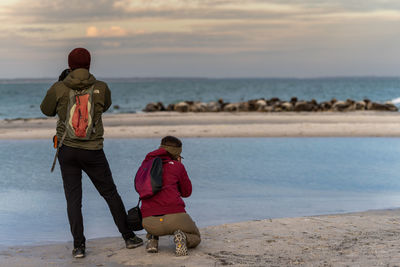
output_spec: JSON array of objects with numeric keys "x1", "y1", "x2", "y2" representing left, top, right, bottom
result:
[
  {"x1": 50, "y1": 129, "x2": 67, "y2": 172},
  {"x1": 92, "y1": 116, "x2": 101, "y2": 134}
]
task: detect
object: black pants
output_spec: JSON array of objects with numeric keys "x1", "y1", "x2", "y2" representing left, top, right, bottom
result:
[{"x1": 58, "y1": 145, "x2": 134, "y2": 248}]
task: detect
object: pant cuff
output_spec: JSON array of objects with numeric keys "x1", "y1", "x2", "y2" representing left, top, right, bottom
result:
[{"x1": 122, "y1": 232, "x2": 136, "y2": 240}]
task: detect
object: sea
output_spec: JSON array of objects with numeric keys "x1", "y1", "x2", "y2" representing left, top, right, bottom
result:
[
  {"x1": 1, "y1": 77, "x2": 400, "y2": 119},
  {"x1": 1, "y1": 77, "x2": 400, "y2": 246}
]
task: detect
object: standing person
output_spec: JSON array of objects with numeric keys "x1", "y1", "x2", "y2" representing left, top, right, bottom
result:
[
  {"x1": 140, "y1": 136, "x2": 201, "y2": 256},
  {"x1": 40, "y1": 48, "x2": 143, "y2": 258}
]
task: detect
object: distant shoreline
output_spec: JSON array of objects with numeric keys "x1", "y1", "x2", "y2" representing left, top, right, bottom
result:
[
  {"x1": 2, "y1": 112, "x2": 400, "y2": 139},
  {"x1": 1, "y1": 75, "x2": 399, "y2": 81}
]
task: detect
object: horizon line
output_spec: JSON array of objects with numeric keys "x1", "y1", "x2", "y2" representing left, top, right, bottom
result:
[{"x1": 0, "y1": 75, "x2": 399, "y2": 82}]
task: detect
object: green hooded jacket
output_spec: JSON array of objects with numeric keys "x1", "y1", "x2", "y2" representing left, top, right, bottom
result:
[{"x1": 40, "y1": 68, "x2": 111, "y2": 150}]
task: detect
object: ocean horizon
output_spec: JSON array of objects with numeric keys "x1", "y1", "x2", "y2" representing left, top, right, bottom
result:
[
  {"x1": 2, "y1": 75, "x2": 400, "y2": 80},
  {"x1": 1, "y1": 76, "x2": 400, "y2": 120}
]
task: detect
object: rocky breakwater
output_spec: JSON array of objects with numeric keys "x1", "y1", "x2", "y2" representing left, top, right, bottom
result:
[{"x1": 143, "y1": 98, "x2": 398, "y2": 113}]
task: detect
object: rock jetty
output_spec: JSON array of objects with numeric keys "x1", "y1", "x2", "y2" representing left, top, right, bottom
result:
[{"x1": 143, "y1": 98, "x2": 398, "y2": 112}]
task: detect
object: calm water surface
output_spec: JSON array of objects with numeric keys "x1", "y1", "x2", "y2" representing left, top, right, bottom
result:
[{"x1": 1, "y1": 138, "x2": 400, "y2": 246}]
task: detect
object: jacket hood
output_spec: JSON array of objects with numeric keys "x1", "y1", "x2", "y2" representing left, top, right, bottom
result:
[
  {"x1": 145, "y1": 148, "x2": 172, "y2": 162},
  {"x1": 63, "y1": 68, "x2": 96, "y2": 90}
]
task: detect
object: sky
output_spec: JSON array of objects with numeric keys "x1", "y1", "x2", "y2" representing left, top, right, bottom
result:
[{"x1": 0, "y1": 0, "x2": 400, "y2": 78}]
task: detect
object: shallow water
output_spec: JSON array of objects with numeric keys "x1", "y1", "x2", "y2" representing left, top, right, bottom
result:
[{"x1": 1, "y1": 138, "x2": 400, "y2": 246}]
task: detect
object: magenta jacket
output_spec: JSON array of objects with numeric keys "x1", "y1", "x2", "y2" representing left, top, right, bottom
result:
[{"x1": 140, "y1": 148, "x2": 192, "y2": 218}]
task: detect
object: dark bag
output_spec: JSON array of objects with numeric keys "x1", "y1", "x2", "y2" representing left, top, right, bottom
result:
[
  {"x1": 127, "y1": 199, "x2": 143, "y2": 231},
  {"x1": 134, "y1": 157, "x2": 163, "y2": 199}
]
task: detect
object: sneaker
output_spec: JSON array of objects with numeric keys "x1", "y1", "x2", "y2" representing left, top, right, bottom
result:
[
  {"x1": 146, "y1": 238, "x2": 159, "y2": 253},
  {"x1": 125, "y1": 235, "x2": 144, "y2": 249},
  {"x1": 72, "y1": 244, "x2": 85, "y2": 258},
  {"x1": 173, "y1": 230, "x2": 188, "y2": 256}
]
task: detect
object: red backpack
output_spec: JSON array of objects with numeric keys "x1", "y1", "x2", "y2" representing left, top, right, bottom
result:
[
  {"x1": 65, "y1": 85, "x2": 95, "y2": 140},
  {"x1": 134, "y1": 157, "x2": 163, "y2": 199},
  {"x1": 50, "y1": 85, "x2": 95, "y2": 172},
  {"x1": 128, "y1": 157, "x2": 163, "y2": 231}
]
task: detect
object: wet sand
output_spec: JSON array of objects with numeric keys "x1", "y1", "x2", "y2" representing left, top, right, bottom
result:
[
  {"x1": 1, "y1": 111, "x2": 400, "y2": 139},
  {"x1": 1, "y1": 209, "x2": 400, "y2": 266},
  {"x1": 2, "y1": 112, "x2": 400, "y2": 266}
]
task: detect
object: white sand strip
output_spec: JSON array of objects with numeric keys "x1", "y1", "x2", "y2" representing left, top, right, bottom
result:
[
  {"x1": 1, "y1": 209, "x2": 400, "y2": 266},
  {"x1": 1, "y1": 112, "x2": 400, "y2": 139}
]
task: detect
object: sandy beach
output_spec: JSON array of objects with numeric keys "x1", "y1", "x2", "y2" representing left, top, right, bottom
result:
[
  {"x1": 1, "y1": 209, "x2": 400, "y2": 266},
  {"x1": 2, "y1": 0, "x2": 400, "y2": 265},
  {"x1": 2, "y1": 112, "x2": 400, "y2": 266},
  {"x1": 1, "y1": 111, "x2": 400, "y2": 139}
]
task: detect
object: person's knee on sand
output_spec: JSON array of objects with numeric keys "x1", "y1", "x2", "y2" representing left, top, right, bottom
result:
[
  {"x1": 138, "y1": 136, "x2": 200, "y2": 256},
  {"x1": 143, "y1": 212, "x2": 201, "y2": 249}
]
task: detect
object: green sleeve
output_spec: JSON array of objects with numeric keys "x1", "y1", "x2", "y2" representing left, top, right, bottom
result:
[
  {"x1": 103, "y1": 85, "x2": 112, "y2": 112},
  {"x1": 40, "y1": 85, "x2": 57, "y2": 117}
]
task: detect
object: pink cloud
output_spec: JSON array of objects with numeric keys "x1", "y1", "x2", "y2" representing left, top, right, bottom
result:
[{"x1": 86, "y1": 26, "x2": 128, "y2": 37}]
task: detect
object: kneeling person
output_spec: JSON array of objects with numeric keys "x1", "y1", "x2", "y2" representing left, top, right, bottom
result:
[{"x1": 140, "y1": 136, "x2": 201, "y2": 256}]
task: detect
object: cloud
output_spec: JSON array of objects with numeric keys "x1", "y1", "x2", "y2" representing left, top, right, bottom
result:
[
  {"x1": 19, "y1": 27, "x2": 60, "y2": 33},
  {"x1": 0, "y1": 0, "x2": 370, "y2": 23},
  {"x1": 2, "y1": 0, "x2": 400, "y2": 78},
  {"x1": 67, "y1": 30, "x2": 248, "y2": 53},
  {"x1": 6, "y1": 0, "x2": 121, "y2": 23},
  {"x1": 7, "y1": 0, "x2": 400, "y2": 24},
  {"x1": 86, "y1": 26, "x2": 129, "y2": 37},
  {"x1": 101, "y1": 41, "x2": 122, "y2": 47},
  {"x1": 86, "y1": 26, "x2": 99, "y2": 37}
]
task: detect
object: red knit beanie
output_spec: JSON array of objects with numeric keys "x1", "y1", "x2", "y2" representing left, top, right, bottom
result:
[{"x1": 68, "y1": 48, "x2": 91, "y2": 70}]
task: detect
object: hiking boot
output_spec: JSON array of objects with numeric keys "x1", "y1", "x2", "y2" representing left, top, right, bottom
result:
[
  {"x1": 125, "y1": 235, "x2": 143, "y2": 249},
  {"x1": 146, "y1": 237, "x2": 159, "y2": 253},
  {"x1": 173, "y1": 230, "x2": 188, "y2": 256},
  {"x1": 72, "y1": 244, "x2": 85, "y2": 258}
]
